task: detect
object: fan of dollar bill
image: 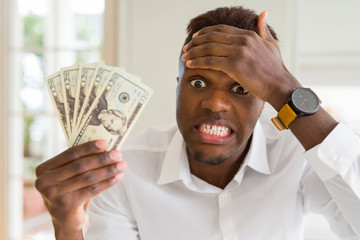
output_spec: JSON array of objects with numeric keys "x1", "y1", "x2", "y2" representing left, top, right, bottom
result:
[{"x1": 45, "y1": 61, "x2": 153, "y2": 150}]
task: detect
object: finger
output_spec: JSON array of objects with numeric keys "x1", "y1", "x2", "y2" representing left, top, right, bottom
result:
[
  {"x1": 182, "y1": 43, "x2": 233, "y2": 61},
  {"x1": 36, "y1": 139, "x2": 108, "y2": 175},
  {"x1": 49, "y1": 174, "x2": 124, "y2": 211},
  {"x1": 37, "y1": 150, "x2": 123, "y2": 187},
  {"x1": 184, "y1": 31, "x2": 236, "y2": 53},
  {"x1": 56, "y1": 161, "x2": 127, "y2": 193},
  {"x1": 195, "y1": 24, "x2": 253, "y2": 39},
  {"x1": 184, "y1": 26, "x2": 254, "y2": 53},
  {"x1": 72, "y1": 173, "x2": 125, "y2": 205},
  {"x1": 258, "y1": 11, "x2": 279, "y2": 47},
  {"x1": 185, "y1": 56, "x2": 228, "y2": 72}
]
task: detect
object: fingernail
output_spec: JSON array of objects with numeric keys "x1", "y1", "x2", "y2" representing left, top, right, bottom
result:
[
  {"x1": 96, "y1": 139, "x2": 108, "y2": 149},
  {"x1": 114, "y1": 173, "x2": 124, "y2": 180},
  {"x1": 183, "y1": 44, "x2": 188, "y2": 52},
  {"x1": 182, "y1": 52, "x2": 187, "y2": 60},
  {"x1": 117, "y1": 162, "x2": 127, "y2": 171},
  {"x1": 109, "y1": 150, "x2": 121, "y2": 160},
  {"x1": 186, "y1": 60, "x2": 192, "y2": 67},
  {"x1": 192, "y1": 31, "x2": 199, "y2": 38}
]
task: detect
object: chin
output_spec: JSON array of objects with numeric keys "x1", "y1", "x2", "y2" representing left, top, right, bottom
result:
[{"x1": 193, "y1": 151, "x2": 229, "y2": 166}]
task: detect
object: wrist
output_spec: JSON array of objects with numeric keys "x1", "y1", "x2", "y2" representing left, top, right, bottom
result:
[
  {"x1": 53, "y1": 221, "x2": 84, "y2": 240},
  {"x1": 267, "y1": 71, "x2": 302, "y2": 112},
  {"x1": 55, "y1": 229, "x2": 83, "y2": 240},
  {"x1": 271, "y1": 87, "x2": 322, "y2": 131}
]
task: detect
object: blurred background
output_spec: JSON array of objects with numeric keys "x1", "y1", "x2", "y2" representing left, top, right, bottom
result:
[{"x1": 0, "y1": 0, "x2": 359, "y2": 239}]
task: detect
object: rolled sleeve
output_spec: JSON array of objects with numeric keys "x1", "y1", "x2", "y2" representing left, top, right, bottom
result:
[
  {"x1": 304, "y1": 122, "x2": 360, "y2": 236},
  {"x1": 304, "y1": 122, "x2": 360, "y2": 181}
]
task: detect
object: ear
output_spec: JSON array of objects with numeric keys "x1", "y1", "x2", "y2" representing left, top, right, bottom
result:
[{"x1": 258, "y1": 11, "x2": 279, "y2": 47}]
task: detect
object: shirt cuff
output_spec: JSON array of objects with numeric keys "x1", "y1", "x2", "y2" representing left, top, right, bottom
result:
[{"x1": 304, "y1": 122, "x2": 360, "y2": 181}]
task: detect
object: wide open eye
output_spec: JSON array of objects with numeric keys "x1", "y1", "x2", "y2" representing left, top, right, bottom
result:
[
  {"x1": 190, "y1": 79, "x2": 207, "y2": 88},
  {"x1": 231, "y1": 84, "x2": 249, "y2": 95}
]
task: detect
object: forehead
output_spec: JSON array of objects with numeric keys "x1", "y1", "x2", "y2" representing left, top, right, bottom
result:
[
  {"x1": 178, "y1": 54, "x2": 235, "y2": 82},
  {"x1": 180, "y1": 65, "x2": 236, "y2": 86}
]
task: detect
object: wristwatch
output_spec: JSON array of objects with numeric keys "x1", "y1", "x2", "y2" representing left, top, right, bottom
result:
[{"x1": 271, "y1": 87, "x2": 321, "y2": 131}]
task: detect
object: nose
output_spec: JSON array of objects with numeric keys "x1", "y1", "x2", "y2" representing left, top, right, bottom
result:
[{"x1": 201, "y1": 90, "x2": 231, "y2": 113}]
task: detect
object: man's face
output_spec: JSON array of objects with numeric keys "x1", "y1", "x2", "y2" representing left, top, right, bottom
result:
[{"x1": 176, "y1": 60, "x2": 264, "y2": 165}]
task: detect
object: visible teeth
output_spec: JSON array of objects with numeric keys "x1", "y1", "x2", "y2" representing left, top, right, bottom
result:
[
  {"x1": 198, "y1": 124, "x2": 231, "y2": 137},
  {"x1": 220, "y1": 128, "x2": 224, "y2": 137},
  {"x1": 212, "y1": 126, "x2": 217, "y2": 135}
]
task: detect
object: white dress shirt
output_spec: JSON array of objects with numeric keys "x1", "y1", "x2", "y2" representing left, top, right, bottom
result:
[{"x1": 85, "y1": 112, "x2": 360, "y2": 240}]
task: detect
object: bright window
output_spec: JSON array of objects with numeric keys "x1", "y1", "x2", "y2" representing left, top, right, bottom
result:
[{"x1": 7, "y1": 0, "x2": 106, "y2": 239}]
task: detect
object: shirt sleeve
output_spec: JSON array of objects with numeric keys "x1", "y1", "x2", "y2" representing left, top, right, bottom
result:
[
  {"x1": 84, "y1": 182, "x2": 140, "y2": 240},
  {"x1": 302, "y1": 122, "x2": 360, "y2": 238}
]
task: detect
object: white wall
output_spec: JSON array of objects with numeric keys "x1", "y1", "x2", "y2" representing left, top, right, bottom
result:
[{"x1": 296, "y1": 0, "x2": 360, "y2": 87}]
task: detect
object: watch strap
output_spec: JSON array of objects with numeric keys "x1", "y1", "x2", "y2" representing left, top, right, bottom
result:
[{"x1": 271, "y1": 103, "x2": 297, "y2": 131}]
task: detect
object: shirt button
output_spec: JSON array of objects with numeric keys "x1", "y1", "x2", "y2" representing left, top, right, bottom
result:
[
  {"x1": 220, "y1": 192, "x2": 228, "y2": 199},
  {"x1": 329, "y1": 152, "x2": 338, "y2": 161}
]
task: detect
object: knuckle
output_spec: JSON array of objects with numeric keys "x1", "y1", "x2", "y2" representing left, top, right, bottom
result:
[
  {"x1": 82, "y1": 171, "x2": 94, "y2": 183},
  {"x1": 213, "y1": 24, "x2": 225, "y2": 32},
  {"x1": 203, "y1": 43, "x2": 214, "y2": 52},
  {"x1": 64, "y1": 141, "x2": 97, "y2": 161},
  {"x1": 35, "y1": 164, "x2": 43, "y2": 177},
  {"x1": 84, "y1": 141, "x2": 97, "y2": 152},
  {"x1": 35, "y1": 178, "x2": 45, "y2": 192},
  {"x1": 107, "y1": 165, "x2": 117, "y2": 175},
  {"x1": 205, "y1": 32, "x2": 217, "y2": 41},
  {"x1": 44, "y1": 187, "x2": 58, "y2": 202},
  {"x1": 242, "y1": 35, "x2": 251, "y2": 45},
  {"x1": 198, "y1": 26, "x2": 209, "y2": 34},
  {"x1": 71, "y1": 161, "x2": 87, "y2": 174},
  {"x1": 64, "y1": 147, "x2": 77, "y2": 160},
  {"x1": 248, "y1": 31, "x2": 258, "y2": 38},
  {"x1": 98, "y1": 153, "x2": 108, "y2": 165},
  {"x1": 243, "y1": 35, "x2": 256, "y2": 48},
  {"x1": 205, "y1": 57, "x2": 216, "y2": 65},
  {"x1": 186, "y1": 48, "x2": 194, "y2": 58},
  {"x1": 88, "y1": 184, "x2": 100, "y2": 194},
  {"x1": 237, "y1": 46, "x2": 248, "y2": 57}
]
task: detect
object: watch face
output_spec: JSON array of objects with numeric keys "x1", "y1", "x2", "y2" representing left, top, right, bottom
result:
[{"x1": 291, "y1": 88, "x2": 320, "y2": 114}]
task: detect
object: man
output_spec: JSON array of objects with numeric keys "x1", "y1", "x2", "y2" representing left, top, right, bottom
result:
[{"x1": 35, "y1": 6, "x2": 360, "y2": 240}]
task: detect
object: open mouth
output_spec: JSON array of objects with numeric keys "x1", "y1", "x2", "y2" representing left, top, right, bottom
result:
[{"x1": 195, "y1": 123, "x2": 233, "y2": 138}]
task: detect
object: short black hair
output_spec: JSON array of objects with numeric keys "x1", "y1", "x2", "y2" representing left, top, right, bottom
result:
[{"x1": 184, "y1": 6, "x2": 278, "y2": 45}]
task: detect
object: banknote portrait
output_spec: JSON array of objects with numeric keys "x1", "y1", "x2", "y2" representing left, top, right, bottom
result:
[{"x1": 97, "y1": 109, "x2": 127, "y2": 135}]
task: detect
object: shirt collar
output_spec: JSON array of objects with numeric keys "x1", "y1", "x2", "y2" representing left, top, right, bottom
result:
[
  {"x1": 157, "y1": 121, "x2": 271, "y2": 185},
  {"x1": 157, "y1": 130, "x2": 187, "y2": 185},
  {"x1": 240, "y1": 121, "x2": 271, "y2": 176}
]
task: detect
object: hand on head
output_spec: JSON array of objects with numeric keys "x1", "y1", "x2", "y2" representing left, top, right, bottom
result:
[{"x1": 182, "y1": 11, "x2": 301, "y2": 111}]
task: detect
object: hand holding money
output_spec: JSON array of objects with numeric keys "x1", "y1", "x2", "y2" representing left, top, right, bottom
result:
[
  {"x1": 35, "y1": 140, "x2": 127, "y2": 240},
  {"x1": 37, "y1": 62, "x2": 151, "y2": 239},
  {"x1": 45, "y1": 61, "x2": 153, "y2": 149}
]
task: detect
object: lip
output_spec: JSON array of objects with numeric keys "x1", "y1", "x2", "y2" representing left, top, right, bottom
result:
[{"x1": 193, "y1": 118, "x2": 235, "y2": 144}]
